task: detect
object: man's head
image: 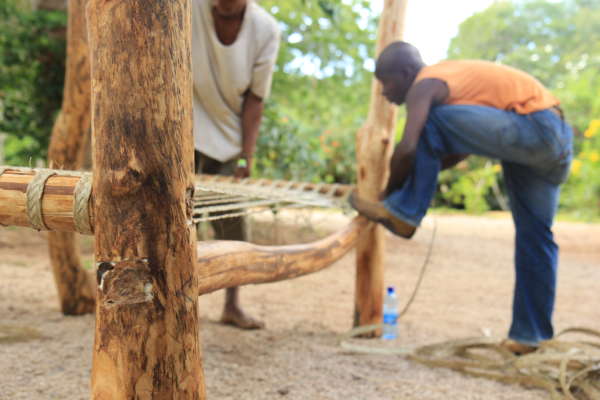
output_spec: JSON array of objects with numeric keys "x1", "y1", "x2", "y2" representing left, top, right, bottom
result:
[{"x1": 375, "y1": 42, "x2": 425, "y2": 105}]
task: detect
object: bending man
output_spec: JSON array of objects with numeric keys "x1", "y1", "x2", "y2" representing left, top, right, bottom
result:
[{"x1": 351, "y1": 42, "x2": 572, "y2": 354}]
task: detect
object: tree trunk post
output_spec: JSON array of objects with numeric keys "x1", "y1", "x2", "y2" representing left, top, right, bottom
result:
[
  {"x1": 46, "y1": 0, "x2": 95, "y2": 315},
  {"x1": 87, "y1": 0, "x2": 205, "y2": 398},
  {"x1": 354, "y1": 0, "x2": 408, "y2": 336}
]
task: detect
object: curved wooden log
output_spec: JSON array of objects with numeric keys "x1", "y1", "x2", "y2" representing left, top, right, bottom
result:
[{"x1": 196, "y1": 216, "x2": 369, "y2": 295}]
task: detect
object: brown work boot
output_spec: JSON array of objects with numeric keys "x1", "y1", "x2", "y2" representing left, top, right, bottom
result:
[
  {"x1": 349, "y1": 191, "x2": 416, "y2": 239},
  {"x1": 499, "y1": 339, "x2": 537, "y2": 356}
]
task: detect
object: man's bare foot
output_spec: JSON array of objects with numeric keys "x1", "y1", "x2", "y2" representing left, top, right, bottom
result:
[{"x1": 221, "y1": 306, "x2": 265, "y2": 330}]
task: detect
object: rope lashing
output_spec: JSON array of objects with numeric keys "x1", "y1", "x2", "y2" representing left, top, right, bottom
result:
[
  {"x1": 26, "y1": 169, "x2": 56, "y2": 231},
  {"x1": 1, "y1": 166, "x2": 92, "y2": 234},
  {"x1": 73, "y1": 173, "x2": 93, "y2": 234}
]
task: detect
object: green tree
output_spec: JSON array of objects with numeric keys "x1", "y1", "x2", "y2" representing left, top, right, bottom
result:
[
  {"x1": 0, "y1": 0, "x2": 376, "y2": 181},
  {"x1": 440, "y1": 0, "x2": 600, "y2": 216},
  {"x1": 448, "y1": 0, "x2": 600, "y2": 131},
  {"x1": 0, "y1": 0, "x2": 66, "y2": 165},
  {"x1": 255, "y1": 0, "x2": 377, "y2": 183}
]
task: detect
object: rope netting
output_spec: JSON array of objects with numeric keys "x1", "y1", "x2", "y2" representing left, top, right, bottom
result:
[{"x1": 192, "y1": 174, "x2": 353, "y2": 223}]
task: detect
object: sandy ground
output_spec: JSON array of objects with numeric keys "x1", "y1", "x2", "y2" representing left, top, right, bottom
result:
[{"x1": 1, "y1": 210, "x2": 599, "y2": 400}]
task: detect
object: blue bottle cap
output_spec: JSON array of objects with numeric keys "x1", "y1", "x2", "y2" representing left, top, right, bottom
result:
[{"x1": 387, "y1": 286, "x2": 395, "y2": 295}]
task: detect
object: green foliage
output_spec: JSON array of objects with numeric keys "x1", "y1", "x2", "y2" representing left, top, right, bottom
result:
[
  {"x1": 3, "y1": 0, "x2": 598, "y2": 220},
  {"x1": 0, "y1": 0, "x2": 66, "y2": 165},
  {"x1": 255, "y1": 0, "x2": 376, "y2": 183},
  {"x1": 255, "y1": 101, "x2": 356, "y2": 183},
  {"x1": 560, "y1": 120, "x2": 600, "y2": 219},
  {"x1": 444, "y1": 0, "x2": 600, "y2": 216},
  {"x1": 438, "y1": 159, "x2": 502, "y2": 214}
]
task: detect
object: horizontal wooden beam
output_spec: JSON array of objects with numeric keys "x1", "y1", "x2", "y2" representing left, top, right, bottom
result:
[
  {"x1": 0, "y1": 168, "x2": 91, "y2": 232},
  {"x1": 196, "y1": 216, "x2": 368, "y2": 295},
  {"x1": 0, "y1": 167, "x2": 354, "y2": 233}
]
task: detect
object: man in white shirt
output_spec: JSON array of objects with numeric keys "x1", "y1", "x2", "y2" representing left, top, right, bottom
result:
[{"x1": 192, "y1": 0, "x2": 280, "y2": 329}]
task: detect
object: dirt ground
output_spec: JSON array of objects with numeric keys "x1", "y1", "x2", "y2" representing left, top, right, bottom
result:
[{"x1": 1, "y1": 210, "x2": 599, "y2": 400}]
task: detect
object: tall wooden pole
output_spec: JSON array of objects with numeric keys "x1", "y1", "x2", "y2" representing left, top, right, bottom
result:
[
  {"x1": 46, "y1": 0, "x2": 95, "y2": 315},
  {"x1": 354, "y1": 0, "x2": 408, "y2": 336},
  {"x1": 87, "y1": 0, "x2": 204, "y2": 398}
]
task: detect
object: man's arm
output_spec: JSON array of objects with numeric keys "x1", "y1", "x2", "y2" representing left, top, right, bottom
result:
[
  {"x1": 237, "y1": 90, "x2": 264, "y2": 178},
  {"x1": 383, "y1": 78, "x2": 449, "y2": 197}
]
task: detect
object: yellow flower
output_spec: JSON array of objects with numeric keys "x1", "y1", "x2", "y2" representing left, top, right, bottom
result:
[
  {"x1": 589, "y1": 151, "x2": 599, "y2": 162},
  {"x1": 492, "y1": 164, "x2": 502, "y2": 173},
  {"x1": 571, "y1": 159, "x2": 582, "y2": 176},
  {"x1": 584, "y1": 119, "x2": 600, "y2": 138}
]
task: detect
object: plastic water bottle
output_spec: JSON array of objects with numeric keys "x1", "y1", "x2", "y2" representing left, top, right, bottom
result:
[{"x1": 382, "y1": 286, "x2": 399, "y2": 340}]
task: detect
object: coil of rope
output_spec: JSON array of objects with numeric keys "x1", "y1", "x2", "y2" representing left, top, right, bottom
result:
[{"x1": 339, "y1": 219, "x2": 600, "y2": 400}]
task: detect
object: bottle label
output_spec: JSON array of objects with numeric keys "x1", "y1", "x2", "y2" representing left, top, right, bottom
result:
[{"x1": 383, "y1": 313, "x2": 398, "y2": 325}]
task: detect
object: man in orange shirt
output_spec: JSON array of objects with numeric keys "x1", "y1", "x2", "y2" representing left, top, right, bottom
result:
[{"x1": 350, "y1": 42, "x2": 573, "y2": 354}]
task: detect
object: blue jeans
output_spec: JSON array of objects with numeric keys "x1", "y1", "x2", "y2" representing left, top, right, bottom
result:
[{"x1": 384, "y1": 105, "x2": 573, "y2": 345}]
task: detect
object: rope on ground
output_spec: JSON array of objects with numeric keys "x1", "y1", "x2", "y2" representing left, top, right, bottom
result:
[
  {"x1": 340, "y1": 325, "x2": 600, "y2": 400},
  {"x1": 398, "y1": 217, "x2": 437, "y2": 318},
  {"x1": 339, "y1": 218, "x2": 437, "y2": 354},
  {"x1": 338, "y1": 219, "x2": 600, "y2": 399}
]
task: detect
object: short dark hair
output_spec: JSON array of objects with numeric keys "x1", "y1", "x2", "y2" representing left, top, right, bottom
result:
[{"x1": 375, "y1": 41, "x2": 424, "y2": 79}]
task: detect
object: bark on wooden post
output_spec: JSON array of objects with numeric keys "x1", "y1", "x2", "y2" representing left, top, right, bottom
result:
[
  {"x1": 354, "y1": 0, "x2": 408, "y2": 336},
  {"x1": 47, "y1": 0, "x2": 94, "y2": 315},
  {"x1": 87, "y1": 0, "x2": 205, "y2": 398}
]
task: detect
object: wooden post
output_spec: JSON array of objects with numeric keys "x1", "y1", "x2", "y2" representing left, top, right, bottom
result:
[
  {"x1": 47, "y1": 0, "x2": 95, "y2": 315},
  {"x1": 354, "y1": 0, "x2": 408, "y2": 336},
  {"x1": 87, "y1": 0, "x2": 205, "y2": 398}
]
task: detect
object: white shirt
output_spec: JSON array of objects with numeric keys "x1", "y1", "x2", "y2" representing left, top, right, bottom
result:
[{"x1": 192, "y1": 0, "x2": 280, "y2": 162}]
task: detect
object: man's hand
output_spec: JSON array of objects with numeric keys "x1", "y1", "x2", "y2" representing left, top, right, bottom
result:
[{"x1": 234, "y1": 157, "x2": 251, "y2": 178}]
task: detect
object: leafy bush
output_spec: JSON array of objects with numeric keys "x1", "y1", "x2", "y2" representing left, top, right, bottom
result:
[
  {"x1": 0, "y1": 0, "x2": 66, "y2": 165},
  {"x1": 443, "y1": 0, "x2": 600, "y2": 217},
  {"x1": 560, "y1": 120, "x2": 600, "y2": 218},
  {"x1": 255, "y1": 102, "x2": 356, "y2": 183},
  {"x1": 436, "y1": 159, "x2": 503, "y2": 213}
]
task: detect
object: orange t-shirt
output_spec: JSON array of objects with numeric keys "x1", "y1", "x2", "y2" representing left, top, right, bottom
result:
[{"x1": 415, "y1": 60, "x2": 559, "y2": 114}]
